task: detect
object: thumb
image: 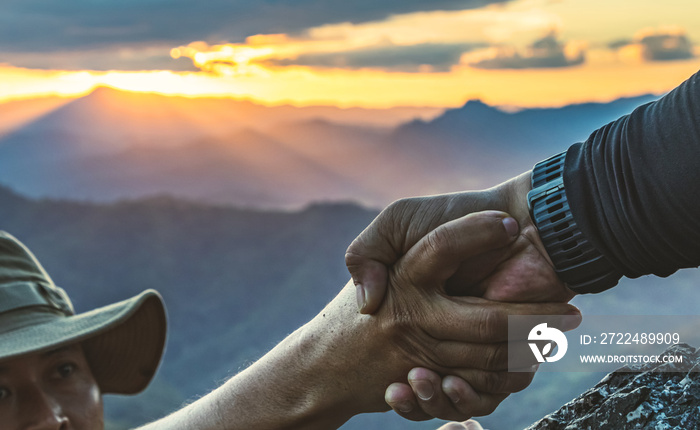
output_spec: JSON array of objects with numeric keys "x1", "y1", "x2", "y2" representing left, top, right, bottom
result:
[
  {"x1": 398, "y1": 211, "x2": 520, "y2": 289},
  {"x1": 345, "y1": 254, "x2": 388, "y2": 314},
  {"x1": 346, "y1": 211, "x2": 405, "y2": 314}
]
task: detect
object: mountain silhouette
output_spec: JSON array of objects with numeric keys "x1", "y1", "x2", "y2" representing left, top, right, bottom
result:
[
  {"x1": 0, "y1": 88, "x2": 659, "y2": 208},
  {"x1": 390, "y1": 95, "x2": 659, "y2": 189}
]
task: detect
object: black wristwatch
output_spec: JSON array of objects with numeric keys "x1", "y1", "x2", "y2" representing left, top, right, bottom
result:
[{"x1": 527, "y1": 151, "x2": 621, "y2": 294}]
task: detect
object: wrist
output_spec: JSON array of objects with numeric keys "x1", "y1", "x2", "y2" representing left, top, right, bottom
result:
[
  {"x1": 491, "y1": 171, "x2": 556, "y2": 261},
  {"x1": 296, "y1": 290, "x2": 375, "y2": 419},
  {"x1": 496, "y1": 170, "x2": 533, "y2": 229},
  {"x1": 274, "y1": 282, "x2": 391, "y2": 427},
  {"x1": 272, "y1": 288, "x2": 370, "y2": 428}
]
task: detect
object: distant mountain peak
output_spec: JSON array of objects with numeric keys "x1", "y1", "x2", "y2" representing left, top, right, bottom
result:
[
  {"x1": 463, "y1": 98, "x2": 490, "y2": 108},
  {"x1": 459, "y1": 98, "x2": 510, "y2": 115},
  {"x1": 437, "y1": 98, "x2": 506, "y2": 123}
]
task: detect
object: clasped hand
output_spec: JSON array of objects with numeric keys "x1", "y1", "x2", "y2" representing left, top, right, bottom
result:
[
  {"x1": 344, "y1": 173, "x2": 578, "y2": 424},
  {"x1": 298, "y1": 205, "x2": 579, "y2": 428}
]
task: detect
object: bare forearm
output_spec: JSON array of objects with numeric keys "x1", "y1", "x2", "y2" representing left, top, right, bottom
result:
[
  {"x1": 135, "y1": 208, "x2": 578, "y2": 429},
  {"x1": 136, "y1": 336, "x2": 350, "y2": 430},
  {"x1": 136, "y1": 283, "x2": 370, "y2": 430}
]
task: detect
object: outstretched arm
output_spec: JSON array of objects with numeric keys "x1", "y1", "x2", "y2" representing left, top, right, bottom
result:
[{"x1": 136, "y1": 212, "x2": 580, "y2": 430}]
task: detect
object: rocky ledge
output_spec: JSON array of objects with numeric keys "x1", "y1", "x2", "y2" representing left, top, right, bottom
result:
[{"x1": 526, "y1": 344, "x2": 700, "y2": 430}]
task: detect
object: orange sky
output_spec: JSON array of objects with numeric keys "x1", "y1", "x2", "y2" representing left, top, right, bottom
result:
[
  {"x1": 3, "y1": 0, "x2": 700, "y2": 108},
  {"x1": 3, "y1": 57, "x2": 699, "y2": 109}
]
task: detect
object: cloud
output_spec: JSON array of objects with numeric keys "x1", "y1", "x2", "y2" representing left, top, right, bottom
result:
[
  {"x1": 171, "y1": 6, "x2": 561, "y2": 75},
  {"x1": 0, "y1": 45, "x2": 198, "y2": 72},
  {"x1": 0, "y1": 0, "x2": 510, "y2": 54},
  {"x1": 305, "y1": 7, "x2": 561, "y2": 46},
  {"x1": 613, "y1": 27, "x2": 695, "y2": 62},
  {"x1": 269, "y1": 43, "x2": 485, "y2": 72},
  {"x1": 468, "y1": 33, "x2": 585, "y2": 69}
]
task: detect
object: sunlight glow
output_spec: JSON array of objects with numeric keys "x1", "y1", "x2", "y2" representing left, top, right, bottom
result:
[
  {"x1": 2, "y1": 0, "x2": 700, "y2": 109},
  {"x1": 3, "y1": 55, "x2": 700, "y2": 109}
]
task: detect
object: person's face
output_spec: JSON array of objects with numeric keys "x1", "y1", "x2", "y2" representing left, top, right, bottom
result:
[{"x1": 0, "y1": 344, "x2": 104, "y2": 430}]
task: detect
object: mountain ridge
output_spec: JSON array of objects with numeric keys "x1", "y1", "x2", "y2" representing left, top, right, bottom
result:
[
  {"x1": 0, "y1": 88, "x2": 661, "y2": 209},
  {"x1": 389, "y1": 93, "x2": 659, "y2": 189}
]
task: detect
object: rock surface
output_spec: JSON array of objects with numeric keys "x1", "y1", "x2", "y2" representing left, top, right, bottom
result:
[{"x1": 526, "y1": 344, "x2": 700, "y2": 429}]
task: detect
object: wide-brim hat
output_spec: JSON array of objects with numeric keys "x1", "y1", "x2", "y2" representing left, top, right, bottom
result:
[{"x1": 0, "y1": 231, "x2": 167, "y2": 394}]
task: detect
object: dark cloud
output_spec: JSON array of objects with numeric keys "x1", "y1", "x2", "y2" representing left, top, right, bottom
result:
[
  {"x1": 470, "y1": 33, "x2": 584, "y2": 70},
  {"x1": 609, "y1": 29, "x2": 695, "y2": 62},
  {"x1": 0, "y1": 0, "x2": 510, "y2": 55},
  {"x1": 0, "y1": 47, "x2": 198, "y2": 72},
  {"x1": 270, "y1": 43, "x2": 485, "y2": 72},
  {"x1": 638, "y1": 33, "x2": 693, "y2": 61}
]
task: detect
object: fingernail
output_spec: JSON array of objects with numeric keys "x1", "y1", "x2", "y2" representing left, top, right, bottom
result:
[
  {"x1": 397, "y1": 402, "x2": 413, "y2": 413},
  {"x1": 355, "y1": 283, "x2": 366, "y2": 311},
  {"x1": 443, "y1": 381, "x2": 461, "y2": 403},
  {"x1": 563, "y1": 310, "x2": 582, "y2": 330},
  {"x1": 464, "y1": 420, "x2": 485, "y2": 430},
  {"x1": 412, "y1": 380, "x2": 434, "y2": 401},
  {"x1": 503, "y1": 217, "x2": 519, "y2": 237}
]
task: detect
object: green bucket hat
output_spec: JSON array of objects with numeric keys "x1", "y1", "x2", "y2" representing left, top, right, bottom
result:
[{"x1": 0, "y1": 231, "x2": 167, "y2": 394}]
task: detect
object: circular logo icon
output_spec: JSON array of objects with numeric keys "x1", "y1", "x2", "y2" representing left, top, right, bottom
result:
[{"x1": 528, "y1": 323, "x2": 568, "y2": 363}]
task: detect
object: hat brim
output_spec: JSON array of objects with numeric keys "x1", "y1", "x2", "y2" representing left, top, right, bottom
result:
[{"x1": 0, "y1": 289, "x2": 167, "y2": 395}]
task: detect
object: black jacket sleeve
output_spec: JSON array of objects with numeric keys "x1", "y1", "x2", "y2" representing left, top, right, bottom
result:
[{"x1": 564, "y1": 69, "x2": 700, "y2": 279}]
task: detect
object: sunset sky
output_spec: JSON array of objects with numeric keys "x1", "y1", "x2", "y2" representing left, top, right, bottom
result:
[{"x1": 2, "y1": 0, "x2": 700, "y2": 108}]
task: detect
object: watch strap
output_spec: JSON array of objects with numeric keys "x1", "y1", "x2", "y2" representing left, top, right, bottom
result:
[{"x1": 527, "y1": 151, "x2": 621, "y2": 294}]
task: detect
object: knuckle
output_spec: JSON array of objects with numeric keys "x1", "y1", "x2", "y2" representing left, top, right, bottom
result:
[
  {"x1": 345, "y1": 234, "x2": 374, "y2": 271},
  {"x1": 344, "y1": 245, "x2": 362, "y2": 268},
  {"x1": 480, "y1": 370, "x2": 505, "y2": 393},
  {"x1": 494, "y1": 371, "x2": 514, "y2": 393},
  {"x1": 476, "y1": 396, "x2": 505, "y2": 416},
  {"x1": 425, "y1": 225, "x2": 455, "y2": 259},
  {"x1": 385, "y1": 197, "x2": 416, "y2": 219},
  {"x1": 476, "y1": 370, "x2": 532, "y2": 394},
  {"x1": 383, "y1": 197, "x2": 420, "y2": 251},
  {"x1": 432, "y1": 341, "x2": 452, "y2": 368},
  {"x1": 506, "y1": 372, "x2": 535, "y2": 393},
  {"x1": 468, "y1": 392, "x2": 508, "y2": 417},
  {"x1": 348, "y1": 196, "x2": 420, "y2": 257},
  {"x1": 345, "y1": 233, "x2": 363, "y2": 254},
  {"x1": 483, "y1": 342, "x2": 508, "y2": 371},
  {"x1": 477, "y1": 307, "x2": 502, "y2": 341}
]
